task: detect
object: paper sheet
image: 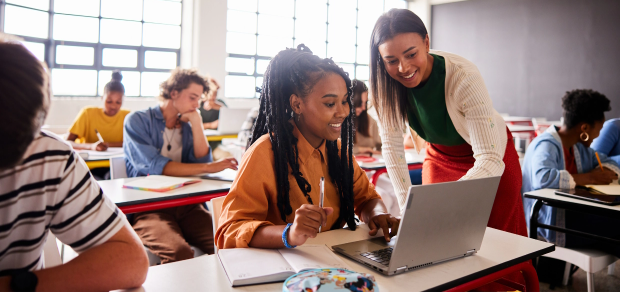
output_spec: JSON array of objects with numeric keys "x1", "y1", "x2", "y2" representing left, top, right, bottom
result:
[
  {"x1": 278, "y1": 244, "x2": 350, "y2": 272},
  {"x1": 587, "y1": 185, "x2": 620, "y2": 195}
]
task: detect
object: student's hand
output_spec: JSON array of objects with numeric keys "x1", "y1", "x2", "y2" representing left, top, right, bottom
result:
[
  {"x1": 288, "y1": 204, "x2": 334, "y2": 246},
  {"x1": 573, "y1": 168, "x2": 618, "y2": 186},
  {"x1": 179, "y1": 109, "x2": 203, "y2": 126},
  {"x1": 91, "y1": 142, "x2": 108, "y2": 151},
  {"x1": 205, "y1": 157, "x2": 238, "y2": 173},
  {"x1": 368, "y1": 214, "x2": 400, "y2": 242}
]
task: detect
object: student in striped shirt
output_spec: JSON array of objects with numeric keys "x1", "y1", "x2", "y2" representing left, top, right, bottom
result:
[{"x1": 0, "y1": 36, "x2": 148, "y2": 291}]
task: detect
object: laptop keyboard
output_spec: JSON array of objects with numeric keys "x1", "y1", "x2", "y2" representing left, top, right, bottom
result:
[{"x1": 360, "y1": 247, "x2": 392, "y2": 265}]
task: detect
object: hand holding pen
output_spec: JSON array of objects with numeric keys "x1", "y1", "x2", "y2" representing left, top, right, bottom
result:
[{"x1": 92, "y1": 129, "x2": 109, "y2": 152}]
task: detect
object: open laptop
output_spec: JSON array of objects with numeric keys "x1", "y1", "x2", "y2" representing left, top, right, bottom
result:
[
  {"x1": 204, "y1": 107, "x2": 251, "y2": 136},
  {"x1": 332, "y1": 176, "x2": 501, "y2": 276}
]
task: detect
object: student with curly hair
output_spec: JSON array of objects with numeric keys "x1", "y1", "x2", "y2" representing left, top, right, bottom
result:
[
  {"x1": 124, "y1": 68, "x2": 238, "y2": 263},
  {"x1": 216, "y1": 45, "x2": 399, "y2": 249},
  {"x1": 522, "y1": 89, "x2": 620, "y2": 255}
]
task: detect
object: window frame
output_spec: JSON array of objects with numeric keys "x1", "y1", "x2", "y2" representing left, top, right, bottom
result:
[
  {"x1": 0, "y1": 0, "x2": 183, "y2": 97},
  {"x1": 224, "y1": 0, "x2": 406, "y2": 99}
]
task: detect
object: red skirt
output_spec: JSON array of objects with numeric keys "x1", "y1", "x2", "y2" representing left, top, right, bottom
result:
[{"x1": 423, "y1": 128, "x2": 529, "y2": 290}]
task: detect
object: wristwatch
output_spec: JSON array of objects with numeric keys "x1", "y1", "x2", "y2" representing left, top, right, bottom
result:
[{"x1": 10, "y1": 271, "x2": 38, "y2": 292}]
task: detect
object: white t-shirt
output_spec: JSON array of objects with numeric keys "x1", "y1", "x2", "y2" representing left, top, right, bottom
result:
[
  {"x1": 161, "y1": 127, "x2": 183, "y2": 162},
  {"x1": 0, "y1": 131, "x2": 125, "y2": 275}
]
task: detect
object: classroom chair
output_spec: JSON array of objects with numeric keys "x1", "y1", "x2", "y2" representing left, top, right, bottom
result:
[
  {"x1": 543, "y1": 247, "x2": 618, "y2": 292},
  {"x1": 208, "y1": 196, "x2": 226, "y2": 253},
  {"x1": 109, "y1": 156, "x2": 127, "y2": 180}
]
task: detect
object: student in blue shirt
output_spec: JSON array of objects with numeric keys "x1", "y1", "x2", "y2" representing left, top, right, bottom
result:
[
  {"x1": 591, "y1": 118, "x2": 620, "y2": 166},
  {"x1": 124, "y1": 68, "x2": 238, "y2": 263},
  {"x1": 522, "y1": 89, "x2": 620, "y2": 256}
]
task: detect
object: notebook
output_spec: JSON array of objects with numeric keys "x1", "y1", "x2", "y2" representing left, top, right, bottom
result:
[
  {"x1": 122, "y1": 175, "x2": 201, "y2": 192},
  {"x1": 201, "y1": 169, "x2": 238, "y2": 182},
  {"x1": 586, "y1": 185, "x2": 620, "y2": 195},
  {"x1": 217, "y1": 244, "x2": 350, "y2": 286}
]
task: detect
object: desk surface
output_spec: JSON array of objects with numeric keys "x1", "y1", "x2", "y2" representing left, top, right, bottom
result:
[
  {"x1": 358, "y1": 149, "x2": 425, "y2": 171},
  {"x1": 503, "y1": 116, "x2": 535, "y2": 123},
  {"x1": 507, "y1": 125, "x2": 536, "y2": 132},
  {"x1": 98, "y1": 178, "x2": 231, "y2": 207},
  {"x1": 118, "y1": 225, "x2": 553, "y2": 292},
  {"x1": 524, "y1": 188, "x2": 620, "y2": 219}
]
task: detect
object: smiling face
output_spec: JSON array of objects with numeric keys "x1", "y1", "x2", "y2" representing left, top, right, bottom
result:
[
  {"x1": 103, "y1": 91, "x2": 123, "y2": 116},
  {"x1": 290, "y1": 72, "x2": 350, "y2": 147},
  {"x1": 378, "y1": 32, "x2": 433, "y2": 88},
  {"x1": 170, "y1": 82, "x2": 204, "y2": 114}
]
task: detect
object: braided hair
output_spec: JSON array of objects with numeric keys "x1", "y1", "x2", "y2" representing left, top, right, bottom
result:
[{"x1": 249, "y1": 44, "x2": 357, "y2": 231}]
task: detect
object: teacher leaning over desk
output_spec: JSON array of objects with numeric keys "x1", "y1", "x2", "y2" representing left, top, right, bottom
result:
[{"x1": 369, "y1": 9, "x2": 527, "y2": 238}]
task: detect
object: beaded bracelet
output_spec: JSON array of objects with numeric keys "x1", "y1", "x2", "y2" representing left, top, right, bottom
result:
[{"x1": 282, "y1": 223, "x2": 297, "y2": 248}]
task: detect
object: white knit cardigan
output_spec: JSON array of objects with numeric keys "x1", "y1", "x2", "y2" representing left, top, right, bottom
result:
[{"x1": 378, "y1": 50, "x2": 508, "y2": 213}]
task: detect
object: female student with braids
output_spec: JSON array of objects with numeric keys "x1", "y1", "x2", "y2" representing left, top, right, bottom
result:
[{"x1": 216, "y1": 45, "x2": 399, "y2": 249}]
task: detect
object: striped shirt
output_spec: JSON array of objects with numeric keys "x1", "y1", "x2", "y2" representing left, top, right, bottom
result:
[{"x1": 0, "y1": 131, "x2": 125, "y2": 276}]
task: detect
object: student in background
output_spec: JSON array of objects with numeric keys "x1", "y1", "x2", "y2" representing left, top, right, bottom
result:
[
  {"x1": 351, "y1": 80, "x2": 381, "y2": 156},
  {"x1": 216, "y1": 45, "x2": 399, "y2": 249},
  {"x1": 0, "y1": 35, "x2": 147, "y2": 291},
  {"x1": 124, "y1": 68, "x2": 237, "y2": 263},
  {"x1": 522, "y1": 89, "x2": 620, "y2": 256},
  {"x1": 199, "y1": 78, "x2": 227, "y2": 129},
  {"x1": 591, "y1": 118, "x2": 620, "y2": 165},
  {"x1": 66, "y1": 71, "x2": 129, "y2": 151}
]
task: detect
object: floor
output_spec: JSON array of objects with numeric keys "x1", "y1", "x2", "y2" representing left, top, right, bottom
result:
[{"x1": 540, "y1": 261, "x2": 620, "y2": 292}]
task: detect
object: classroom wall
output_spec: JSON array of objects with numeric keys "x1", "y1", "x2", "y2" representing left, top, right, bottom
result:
[{"x1": 431, "y1": 0, "x2": 620, "y2": 120}]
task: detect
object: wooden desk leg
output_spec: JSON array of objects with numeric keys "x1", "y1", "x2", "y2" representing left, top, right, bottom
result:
[{"x1": 445, "y1": 261, "x2": 539, "y2": 292}]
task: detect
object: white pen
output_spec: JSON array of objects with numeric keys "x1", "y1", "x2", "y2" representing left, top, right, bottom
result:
[
  {"x1": 94, "y1": 129, "x2": 104, "y2": 144},
  {"x1": 319, "y1": 177, "x2": 325, "y2": 233}
]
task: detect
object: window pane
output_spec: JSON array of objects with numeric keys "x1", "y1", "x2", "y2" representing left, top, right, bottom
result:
[
  {"x1": 102, "y1": 48, "x2": 138, "y2": 68},
  {"x1": 256, "y1": 59, "x2": 270, "y2": 75},
  {"x1": 56, "y1": 45, "x2": 94, "y2": 66},
  {"x1": 228, "y1": 0, "x2": 257, "y2": 12},
  {"x1": 21, "y1": 41, "x2": 45, "y2": 62},
  {"x1": 226, "y1": 57, "x2": 255, "y2": 75},
  {"x1": 255, "y1": 76, "x2": 263, "y2": 98},
  {"x1": 54, "y1": 0, "x2": 99, "y2": 17},
  {"x1": 141, "y1": 72, "x2": 170, "y2": 97},
  {"x1": 358, "y1": 0, "x2": 383, "y2": 26},
  {"x1": 144, "y1": 0, "x2": 182, "y2": 25},
  {"x1": 53, "y1": 15, "x2": 99, "y2": 43},
  {"x1": 4, "y1": 5, "x2": 49, "y2": 38},
  {"x1": 227, "y1": 10, "x2": 257, "y2": 34},
  {"x1": 145, "y1": 51, "x2": 177, "y2": 69},
  {"x1": 225, "y1": 75, "x2": 255, "y2": 98},
  {"x1": 52, "y1": 69, "x2": 97, "y2": 96},
  {"x1": 258, "y1": 0, "x2": 293, "y2": 17},
  {"x1": 327, "y1": 0, "x2": 357, "y2": 27},
  {"x1": 100, "y1": 19, "x2": 142, "y2": 46},
  {"x1": 7, "y1": 0, "x2": 48, "y2": 10},
  {"x1": 101, "y1": 0, "x2": 142, "y2": 21},
  {"x1": 384, "y1": 0, "x2": 407, "y2": 11},
  {"x1": 143, "y1": 23, "x2": 181, "y2": 49},
  {"x1": 257, "y1": 35, "x2": 292, "y2": 57},
  {"x1": 295, "y1": 19, "x2": 326, "y2": 58},
  {"x1": 356, "y1": 65, "x2": 369, "y2": 80},
  {"x1": 226, "y1": 32, "x2": 256, "y2": 55},
  {"x1": 98, "y1": 70, "x2": 140, "y2": 96},
  {"x1": 295, "y1": 0, "x2": 326, "y2": 22},
  {"x1": 257, "y1": 14, "x2": 292, "y2": 38},
  {"x1": 337, "y1": 63, "x2": 354, "y2": 79},
  {"x1": 356, "y1": 41, "x2": 370, "y2": 65}
]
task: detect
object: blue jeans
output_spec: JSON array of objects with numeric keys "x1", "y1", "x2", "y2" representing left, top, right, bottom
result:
[{"x1": 409, "y1": 169, "x2": 422, "y2": 185}]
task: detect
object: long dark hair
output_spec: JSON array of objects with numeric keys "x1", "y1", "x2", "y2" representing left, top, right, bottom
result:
[
  {"x1": 249, "y1": 44, "x2": 357, "y2": 231},
  {"x1": 370, "y1": 8, "x2": 428, "y2": 129},
  {"x1": 352, "y1": 80, "x2": 369, "y2": 140}
]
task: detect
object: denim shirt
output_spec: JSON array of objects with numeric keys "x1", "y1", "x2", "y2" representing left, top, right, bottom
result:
[
  {"x1": 521, "y1": 126, "x2": 620, "y2": 246},
  {"x1": 123, "y1": 105, "x2": 213, "y2": 177},
  {"x1": 591, "y1": 118, "x2": 620, "y2": 166}
]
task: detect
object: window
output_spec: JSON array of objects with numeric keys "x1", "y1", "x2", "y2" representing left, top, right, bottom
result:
[
  {"x1": 0, "y1": 0, "x2": 183, "y2": 97},
  {"x1": 225, "y1": 0, "x2": 407, "y2": 98}
]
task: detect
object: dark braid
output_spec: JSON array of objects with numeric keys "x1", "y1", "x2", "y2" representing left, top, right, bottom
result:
[{"x1": 250, "y1": 44, "x2": 357, "y2": 230}]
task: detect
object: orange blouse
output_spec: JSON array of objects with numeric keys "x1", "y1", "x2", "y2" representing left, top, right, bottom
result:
[{"x1": 216, "y1": 124, "x2": 382, "y2": 249}]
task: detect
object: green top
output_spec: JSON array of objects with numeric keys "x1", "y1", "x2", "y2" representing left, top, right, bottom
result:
[{"x1": 407, "y1": 54, "x2": 466, "y2": 146}]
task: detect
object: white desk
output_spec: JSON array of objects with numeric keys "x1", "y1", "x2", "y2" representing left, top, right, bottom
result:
[
  {"x1": 98, "y1": 178, "x2": 231, "y2": 213},
  {"x1": 118, "y1": 225, "x2": 553, "y2": 292},
  {"x1": 524, "y1": 189, "x2": 620, "y2": 245}
]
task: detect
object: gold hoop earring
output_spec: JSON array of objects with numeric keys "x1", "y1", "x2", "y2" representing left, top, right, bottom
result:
[{"x1": 580, "y1": 132, "x2": 589, "y2": 142}]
